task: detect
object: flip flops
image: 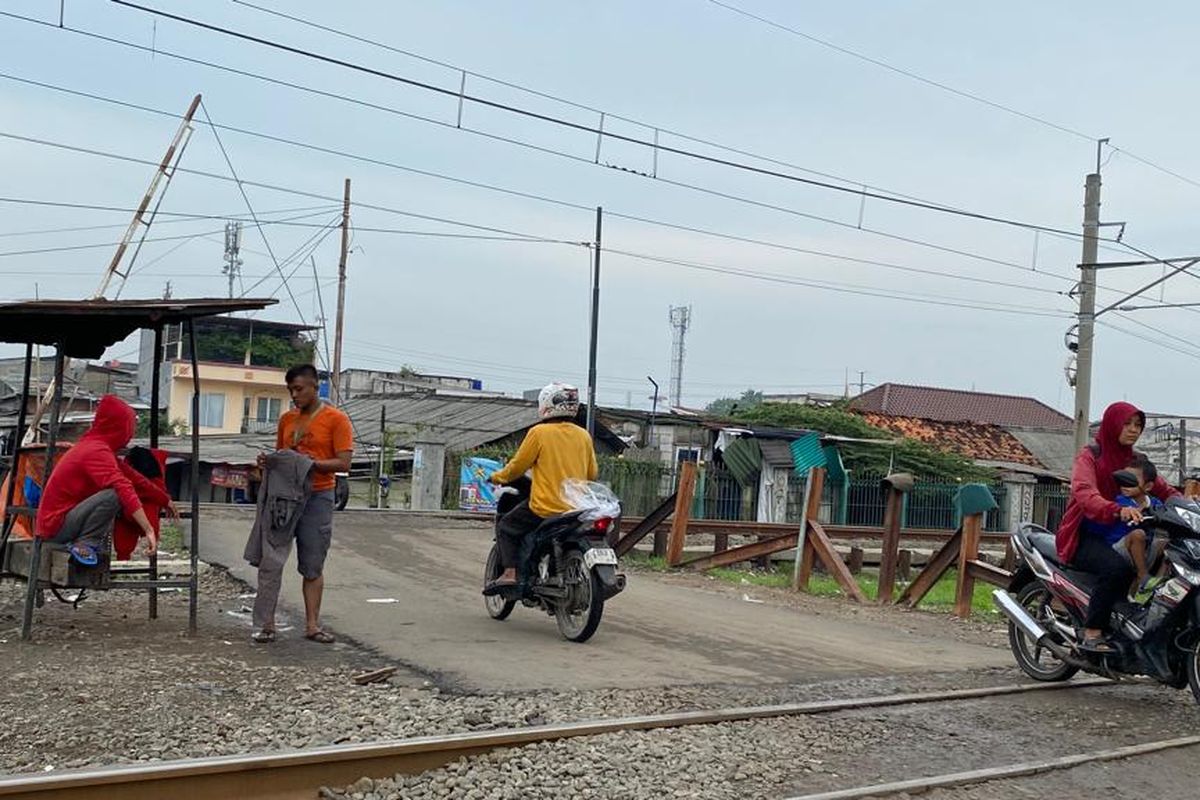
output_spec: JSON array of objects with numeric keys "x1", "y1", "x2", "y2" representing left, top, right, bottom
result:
[
  {"x1": 251, "y1": 629, "x2": 276, "y2": 644},
  {"x1": 68, "y1": 542, "x2": 98, "y2": 566},
  {"x1": 305, "y1": 629, "x2": 335, "y2": 644},
  {"x1": 482, "y1": 577, "x2": 518, "y2": 596}
]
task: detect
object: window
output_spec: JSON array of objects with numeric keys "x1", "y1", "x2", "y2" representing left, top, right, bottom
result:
[
  {"x1": 198, "y1": 393, "x2": 225, "y2": 428},
  {"x1": 675, "y1": 447, "x2": 701, "y2": 464},
  {"x1": 256, "y1": 396, "x2": 282, "y2": 423}
]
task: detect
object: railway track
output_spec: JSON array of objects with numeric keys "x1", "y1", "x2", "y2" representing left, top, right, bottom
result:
[{"x1": 0, "y1": 679, "x2": 1111, "y2": 800}]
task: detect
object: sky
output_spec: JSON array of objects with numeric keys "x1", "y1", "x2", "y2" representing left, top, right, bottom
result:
[{"x1": 3, "y1": 1, "x2": 1200, "y2": 417}]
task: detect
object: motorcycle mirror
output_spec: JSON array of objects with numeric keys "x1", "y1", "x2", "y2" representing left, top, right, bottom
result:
[{"x1": 1113, "y1": 469, "x2": 1141, "y2": 489}]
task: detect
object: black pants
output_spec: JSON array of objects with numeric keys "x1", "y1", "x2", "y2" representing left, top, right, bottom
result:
[
  {"x1": 1072, "y1": 533, "x2": 1135, "y2": 630},
  {"x1": 497, "y1": 501, "x2": 543, "y2": 570}
]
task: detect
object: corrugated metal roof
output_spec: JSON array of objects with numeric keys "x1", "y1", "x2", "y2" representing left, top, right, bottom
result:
[
  {"x1": 344, "y1": 394, "x2": 542, "y2": 452},
  {"x1": 722, "y1": 437, "x2": 762, "y2": 487},
  {"x1": 790, "y1": 433, "x2": 828, "y2": 473},
  {"x1": 758, "y1": 439, "x2": 795, "y2": 469}
]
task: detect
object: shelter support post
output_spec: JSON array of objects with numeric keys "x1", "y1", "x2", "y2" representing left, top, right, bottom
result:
[
  {"x1": 148, "y1": 324, "x2": 162, "y2": 620},
  {"x1": 187, "y1": 320, "x2": 200, "y2": 635},
  {"x1": 21, "y1": 346, "x2": 65, "y2": 640}
]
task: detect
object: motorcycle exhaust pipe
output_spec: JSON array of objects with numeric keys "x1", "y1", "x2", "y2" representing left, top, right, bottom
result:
[{"x1": 993, "y1": 589, "x2": 1049, "y2": 644}]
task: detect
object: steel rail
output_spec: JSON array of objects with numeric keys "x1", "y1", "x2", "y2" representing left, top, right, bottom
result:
[
  {"x1": 0, "y1": 679, "x2": 1109, "y2": 800},
  {"x1": 786, "y1": 734, "x2": 1200, "y2": 799}
]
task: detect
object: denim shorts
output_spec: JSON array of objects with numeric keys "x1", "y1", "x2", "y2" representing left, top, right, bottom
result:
[{"x1": 295, "y1": 490, "x2": 335, "y2": 579}]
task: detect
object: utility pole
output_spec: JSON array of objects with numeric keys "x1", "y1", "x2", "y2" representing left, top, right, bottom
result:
[
  {"x1": 332, "y1": 178, "x2": 351, "y2": 405},
  {"x1": 856, "y1": 371, "x2": 868, "y2": 397},
  {"x1": 1180, "y1": 418, "x2": 1189, "y2": 485},
  {"x1": 586, "y1": 206, "x2": 602, "y2": 437},
  {"x1": 1072, "y1": 172, "x2": 1102, "y2": 452}
]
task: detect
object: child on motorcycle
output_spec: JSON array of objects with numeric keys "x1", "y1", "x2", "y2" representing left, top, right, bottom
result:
[
  {"x1": 1089, "y1": 454, "x2": 1165, "y2": 596},
  {"x1": 483, "y1": 383, "x2": 598, "y2": 595}
]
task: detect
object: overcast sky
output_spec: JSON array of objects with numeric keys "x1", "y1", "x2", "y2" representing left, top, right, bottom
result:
[{"x1": 3, "y1": 1, "x2": 1200, "y2": 417}]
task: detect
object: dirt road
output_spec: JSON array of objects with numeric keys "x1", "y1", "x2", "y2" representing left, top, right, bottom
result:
[{"x1": 200, "y1": 507, "x2": 1006, "y2": 692}]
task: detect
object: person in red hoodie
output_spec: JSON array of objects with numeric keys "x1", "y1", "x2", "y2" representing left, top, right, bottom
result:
[
  {"x1": 36, "y1": 395, "x2": 163, "y2": 565},
  {"x1": 1056, "y1": 401, "x2": 1178, "y2": 652}
]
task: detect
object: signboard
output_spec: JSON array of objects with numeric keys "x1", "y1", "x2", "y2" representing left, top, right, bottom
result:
[
  {"x1": 211, "y1": 464, "x2": 251, "y2": 489},
  {"x1": 459, "y1": 456, "x2": 502, "y2": 513}
]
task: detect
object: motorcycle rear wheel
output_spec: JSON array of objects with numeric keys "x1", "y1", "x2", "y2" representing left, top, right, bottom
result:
[
  {"x1": 1008, "y1": 582, "x2": 1079, "y2": 682},
  {"x1": 555, "y1": 550, "x2": 604, "y2": 643},
  {"x1": 483, "y1": 543, "x2": 516, "y2": 621},
  {"x1": 1185, "y1": 642, "x2": 1200, "y2": 705}
]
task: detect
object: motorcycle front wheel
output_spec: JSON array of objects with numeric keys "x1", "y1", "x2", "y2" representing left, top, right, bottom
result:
[
  {"x1": 1185, "y1": 641, "x2": 1200, "y2": 705},
  {"x1": 483, "y1": 543, "x2": 516, "y2": 621},
  {"x1": 555, "y1": 549, "x2": 604, "y2": 643},
  {"x1": 1008, "y1": 582, "x2": 1079, "y2": 682}
]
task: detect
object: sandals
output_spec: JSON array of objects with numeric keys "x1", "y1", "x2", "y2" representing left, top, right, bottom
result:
[
  {"x1": 68, "y1": 542, "x2": 98, "y2": 566},
  {"x1": 482, "y1": 577, "x2": 518, "y2": 596},
  {"x1": 251, "y1": 629, "x2": 276, "y2": 644},
  {"x1": 305, "y1": 629, "x2": 335, "y2": 644},
  {"x1": 1080, "y1": 634, "x2": 1118, "y2": 654}
]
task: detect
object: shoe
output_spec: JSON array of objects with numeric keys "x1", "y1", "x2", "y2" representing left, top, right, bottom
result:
[
  {"x1": 482, "y1": 577, "x2": 517, "y2": 596},
  {"x1": 68, "y1": 542, "x2": 98, "y2": 566},
  {"x1": 1140, "y1": 576, "x2": 1164, "y2": 593},
  {"x1": 1080, "y1": 634, "x2": 1118, "y2": 654}
]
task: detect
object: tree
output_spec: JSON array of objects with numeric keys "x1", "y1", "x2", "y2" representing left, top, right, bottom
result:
[
  {"x1": 706, "y1": 389, "x2": 763, "y2": 417},
  {"x1": 733, "y1": 401, "x2": 991, "y2": 482}
]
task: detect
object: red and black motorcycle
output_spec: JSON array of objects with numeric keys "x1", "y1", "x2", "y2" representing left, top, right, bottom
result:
[{"x1": 995, "y1": 484, "x2": 1200, "y2": 702}]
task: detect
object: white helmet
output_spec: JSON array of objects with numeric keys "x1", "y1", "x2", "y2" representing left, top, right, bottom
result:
[{"x1": 538, "y1": 382, "x2": 580, "y2": 420}]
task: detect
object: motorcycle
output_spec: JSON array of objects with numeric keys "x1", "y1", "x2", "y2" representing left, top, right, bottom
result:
[
  {"x1": 482, "y1": 476, "x2": 627, "y2": 643},
  {"x1": 995, "y1": 477, "x2": 1200, "y2": 702}
]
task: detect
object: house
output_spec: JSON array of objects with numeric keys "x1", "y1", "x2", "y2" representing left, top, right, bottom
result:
[
  {"x1": 338, "y1": 368, "x2": 487, "y2": 400},
  {"x1": 137, "y1": 315, "x2": 316, "y2": 436},
  {"x1": 1120, "y1": 413, "x2": 1200, "y2": 485},
  {"x1": 760, "y1": 391, "x2": 843, "y2": 407},
  {"x1": 851, "y1": 383, "x2": 1074, "y2": 479}
]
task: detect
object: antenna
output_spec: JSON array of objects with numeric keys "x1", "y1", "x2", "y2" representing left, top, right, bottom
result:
[
  {"x1": 668, "y1": 305, "x2": 692, "y2": 408},
  {"x1": 222, "y1": 220, "x2": 243, "y2": 298}
]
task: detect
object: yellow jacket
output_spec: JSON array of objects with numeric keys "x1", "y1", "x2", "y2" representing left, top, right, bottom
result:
[{"x1": 492, "y1": 421, "x2": 599, "y2": 518}]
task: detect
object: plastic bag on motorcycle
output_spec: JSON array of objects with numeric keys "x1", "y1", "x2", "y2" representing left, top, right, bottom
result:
[{"x1": 561, "y1": 479, "x2": 622, "y2": 522}]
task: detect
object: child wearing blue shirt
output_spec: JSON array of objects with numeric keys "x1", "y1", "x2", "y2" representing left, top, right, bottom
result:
[{"x1": 1085, "y1": 454, "x2": 1164, "y2": 594}]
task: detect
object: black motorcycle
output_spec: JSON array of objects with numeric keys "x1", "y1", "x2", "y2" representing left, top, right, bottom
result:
[
  {"x1": 995, "y1": 478, "x2": 1200, "y2": 702},
  {"x1": 483, "y1": 476, "x2": 626, "y2": 643}
]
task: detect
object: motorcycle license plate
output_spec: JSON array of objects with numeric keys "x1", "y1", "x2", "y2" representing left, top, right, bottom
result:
[{"x1": 583, "y1": 547, "x2": 618, "y2": 570}]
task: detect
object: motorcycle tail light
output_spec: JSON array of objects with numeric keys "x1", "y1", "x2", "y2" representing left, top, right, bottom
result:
[{"x1": 592, "y1": 517, "x2": 613, "y2": 535}]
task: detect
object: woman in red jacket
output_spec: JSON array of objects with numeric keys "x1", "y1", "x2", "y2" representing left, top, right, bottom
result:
[
  {"x1": 35, "y1": 395, "x2": 163, "y2": 564},
  {"x1": 1056, "y1": 401, "x2": 1178, "y2": 651}
]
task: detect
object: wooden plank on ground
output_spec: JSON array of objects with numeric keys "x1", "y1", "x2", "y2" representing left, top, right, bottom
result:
[
  {"x1": 897, "y1": 529, "x2": 961, "y2": 608},
  {"x1": 666, "y1": 461, "x2": 697, "y2": 566},
  {"x1": 681, "y1": 532, "x2": 798, "y2": 571},
  {"x1": 614, "y1": 491, "x2": 677, "y2": 557}
]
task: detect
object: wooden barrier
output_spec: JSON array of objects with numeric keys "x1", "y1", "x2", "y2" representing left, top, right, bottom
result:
[
  {"x1": 613, "y1": 490, "x2": 677, "y2": 558},
  {"x1": 954, "y1": 512, "x2": 984, "y2": 618},
  {"x1": 897, "y1": 526, "x2": 964, "y2": 609},
  {"x1": 665, "y1": 461, "x2": 697, "y2": 567},
  {"x1": 877, "y1": 482, "x2": 905, "y2": 604}
]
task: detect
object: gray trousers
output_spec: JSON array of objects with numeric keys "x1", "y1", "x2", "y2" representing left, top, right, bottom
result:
[
  {"x1": 50, "y1": 488, "x2": 120, "y2": 550},
  {"x1": 253, "y1": 491, "x2": 334, "y2": 629}
]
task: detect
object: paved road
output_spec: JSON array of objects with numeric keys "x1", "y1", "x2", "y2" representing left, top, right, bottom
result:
[{"x1": 200, "y1": 508, "x2": 1007, "y2": 692}]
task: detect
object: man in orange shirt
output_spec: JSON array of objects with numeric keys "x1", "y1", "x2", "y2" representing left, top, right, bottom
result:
[{"x1": 252, "y1": 364, "x2": 353, "y2": 644}]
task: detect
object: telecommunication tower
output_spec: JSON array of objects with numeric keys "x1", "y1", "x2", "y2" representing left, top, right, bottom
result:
[
  {"x1": 668, "y1": 305, "x2": 691, "y2": 408},
  {"x1": 222, "y1": 220, "x2": 243, "y2": 298}
]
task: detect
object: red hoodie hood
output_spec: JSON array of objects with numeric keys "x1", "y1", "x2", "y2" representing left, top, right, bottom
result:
[
  {"x1": 84, "y1": 395, "x2": 136, "y2": 450},
  {"x1": 1093, "y1": 401, "x2": 1145, "y2": 500}
]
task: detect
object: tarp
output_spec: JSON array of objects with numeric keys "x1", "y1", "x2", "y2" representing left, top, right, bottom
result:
[
  {"x1": 722, "y1": 437, "x2": 762, "y2": 488},
  {"x1": 955, "y1": 483, "x2": 998, "y2": 517},
  {"x1": 0, "y1": 444, "x2": 68, "y2": 540},
  {"x1": 459, "y1": 456, "x2": 502, "y2": 513}
]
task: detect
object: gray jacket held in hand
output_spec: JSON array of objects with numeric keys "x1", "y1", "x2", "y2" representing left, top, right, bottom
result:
[{"x1": 244, "y1": 449, "x2": 315, "y2": 566}]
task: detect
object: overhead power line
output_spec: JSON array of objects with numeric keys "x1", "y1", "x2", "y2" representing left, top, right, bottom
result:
[
  {"x1": 0, "y1": 72, "x2": 1083, "y2": 295},
  {"x1": 105, "y1": 0, "x2": 1099, "y2": 241},
  {"x1": 3, "y1": 17, "x2": 1136, "y2": 275},
  {"x1": 704, "y1": 0, "x2": 1200, "y2": 195}
]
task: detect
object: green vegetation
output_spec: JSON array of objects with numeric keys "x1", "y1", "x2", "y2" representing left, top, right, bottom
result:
[
  {"x1": 193, "y1": 329, "x2": 315, "y2": 369},
  {"x1": 158, "y1": 521, "x2": 184, "y2": 554},
  {"x1": 625, "y1": 551, "x2": 997, "y2": 617},
  {"x1": 135, "y1": 411, "x2": 187, "y2": 439},
  {"x1": 733, "y1": 401, "x2": 993, "y2": 482},
  {"x1": 705, "y1": 389, "x2": 763, "y2": 417}
]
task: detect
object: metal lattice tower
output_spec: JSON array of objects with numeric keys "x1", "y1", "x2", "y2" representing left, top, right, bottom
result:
[
  {"x1": 668, "y1": 305, "x2": 691, "y2": 408},
  {"x1": 222, "y1": 220, "x2": 244, "y2": 298}
]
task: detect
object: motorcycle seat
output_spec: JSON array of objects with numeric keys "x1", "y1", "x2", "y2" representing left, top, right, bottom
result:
[{"x1": 1027, "y1": 531, "x2": 1063, "y2": 565}]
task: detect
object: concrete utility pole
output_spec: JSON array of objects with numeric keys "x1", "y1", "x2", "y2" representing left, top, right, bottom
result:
[
  {"x1": 1180, "y1": 418, "x2": 1188, "y2": 485},
  {"x1": 332, "y1": 178, "x2": 351, "y2": 404},
  {"x1": 586, "y1": 206, "x2": 602, "y2": 437},
  {"x1": 1072, "y1": 172, "x2": 1102, "y2": 452}
]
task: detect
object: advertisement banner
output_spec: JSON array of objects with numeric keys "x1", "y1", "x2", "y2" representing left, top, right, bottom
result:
[
  {"x1": 459, "y1": 456, "x2": 502, "y2": 513},
  {"x1": 211, "y1": 464, "x2": 251, "y2": 489}
]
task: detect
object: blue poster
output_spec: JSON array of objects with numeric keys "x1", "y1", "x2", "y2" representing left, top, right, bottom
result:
[{"x1": 459, "y1": 456, "x2": 502, "y2": 512}]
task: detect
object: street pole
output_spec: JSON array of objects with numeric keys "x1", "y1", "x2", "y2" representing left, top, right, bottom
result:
[
  {"x1": 586, "y1": 206, "x2": 602, "y2": 437},
  {"x1": 1072, "y1": 172, "x2": 1102, "y2": 452},
  {"x1": 647, "y1": 375, "x2": 659, "y2": 448},
  {"x1": 332, "y1": 178, "x2": 351, "y2": 405},
  {"x1": 1180, "y1": 418, "x2": 1188, "y2": 485}
]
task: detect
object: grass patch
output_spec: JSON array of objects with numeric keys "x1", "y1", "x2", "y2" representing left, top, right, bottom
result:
[
  {"x1": 700, "y1": 560, "x2": 999, "y2": 617},
  {"x1": 621, "y1": 551, "x2": 670, "y2": 572},
  {"x1": 158, "y1": 521, "x2": 184, "y2": 554}
]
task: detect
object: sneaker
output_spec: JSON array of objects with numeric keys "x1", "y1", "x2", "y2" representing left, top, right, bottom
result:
[{"x1": 1141, "y1": 575, "x2": 1164, "y2": 593}]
